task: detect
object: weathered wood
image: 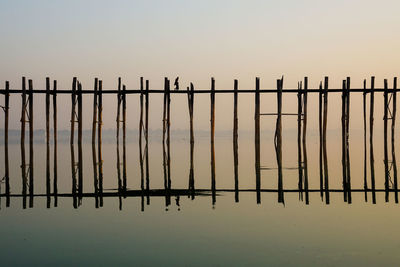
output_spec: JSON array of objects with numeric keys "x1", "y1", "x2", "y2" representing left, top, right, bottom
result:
[
  {"x1": 139, "y1": 77, "x2": 145, "y2": 201},
  {"x1": 145, "y1": 80, "x2": 150, "y2": 205},
  {"x1": 77, "y1": 82, "x2": 83, "y2": 202},
  {"x1": 370, "y1": 76, "x2": 376, "y2": 204},
  {"x1": 346, "y1": 77, "x2": 351, "y2": 204},
  {"x1": 318, "y1": 81, "x2": 323, "y2": 199},
  {"x1": 341, "y1": 79, "x2": 347, "y2": 202},
  {"x1": 276, "y1": 77, "x2": 284, "y2": 204},
  {"x1": 255, "y1": 77, "x2": 261, "y2": 204},
  {"x1": 21, "y1": 77, "x2": 27, "y2": 209},
  {"x1": 233, "y1": 79, "x2": 239, "y2": 202},
  {"x1": 122, "y1": 84, "x2": 127, "y2": 193}
]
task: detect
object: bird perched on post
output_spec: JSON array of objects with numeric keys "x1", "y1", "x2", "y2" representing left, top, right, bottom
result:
[{"x1": 174, "y1": 77, "x2": 179, "y2": 90}]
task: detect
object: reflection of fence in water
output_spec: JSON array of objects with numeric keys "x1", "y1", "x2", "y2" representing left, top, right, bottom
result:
[{"x1": 0, "y1": 76, "x2": 399, "y2": 209}]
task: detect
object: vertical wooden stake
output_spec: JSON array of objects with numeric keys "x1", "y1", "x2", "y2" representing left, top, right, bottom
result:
[
  {"x1": 4, "y1": 81, "x2": 10, "y2": 206},
  {"x1": 233, "y1": 79, "x2": 239, "y2": 202},
  {"x1": 21, "y1": 77, "x2": 27, "y2": 209},
  {"x1": 210, "y1": 77, "x2": 216, "y2": 206},
  {"x1": 323, "y1": 76, "x2": 329, "y2": 204},
  {"x1": 370, "y1": 76, "x2": 376, "y2": 204},
  {"x1": 318, "y1": 81, "x2": 323, "y2": 200},
  {"x1": 297, "y1": 81, "x2": 303, "y2": 194},
  {"x1": 302, "y1": 77, "x2": 309, "y2": 204},
  {"x1": 145, "y1": 80, "x2": 150, "y2": 205},
  {"x1": 384, "y1": 78, "x2": 389, "y2": 202},
  {"x1": 53, "y1": 80, "x2": 58, "y2": 207},
  {"x1": 70, "y1": 77, "x2": 77, "y2": 145},
  {"x1": 98, "y1": 80, "x2": 103, "y2": 207},
  {"x1": 28, "y1": 79, "x2": 34, "y2": 207},
  {"x1": 392, "y1": 77, "x2": 398, "y2": 203},
  {"x1": 92, "y1": 78, "x2": 98, "y2": 145},
  {"x1": 122, "y1": 84, "x2": 127, "y2": 193},
  {"x1": 363, "y1": 79, "x2": 368, "y2": 202},
  {"x1": 276, "y1": 77, "x2": 283, "y2": 204},
  {"x1": 346, "y1": 77, "x2": 351, "y2": 204},
  {"x1": 46, "y1": 77, "x2": 51, "y2": 208},
  {"x1": 255, "y1": 77, "x2": 261, "y2": 204}
]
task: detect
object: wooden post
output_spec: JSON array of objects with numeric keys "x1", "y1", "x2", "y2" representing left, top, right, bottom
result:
[
  {"x1": 28, "y1": 79, "x2": 34, "y2": 207},
  {"x1": 97, "y1": 80, "x2": 103, "y2": 207},
  {"x1": 384, "y1": 78, "x2": 389, "y2": 201},
  {"x1": 4, "y1": 81, "x2": 10, "y2": 206},
  {"x1": 46, "y1": 77, "x2": 51, "y2": 208},
  {"x1": 363, "y1": 79, "x2": 368, "y2": 202},
  {"x1": 139, "y1": 77, "x2": 145, "y2": 200},
  {"x1": 392, "y1": 77, "x2": 398, "y2": 203},
  {"x1": 346, "y1": 77, "x2": 351, "y2": 204},
  {"x1": 276, "y1": 77, "x2": 283, "y2": 204},
  {"x1": 370, "y1": 76, "x2": 376, "y2": 204},
  {"x1": 116, "y1": 77, "x2": 121, "y2": 144},
  {"x1": 70, "y1": 77, "x2": 77, "y2": 145},
  {"x1": 323, "y1": 76, "x2": 329, "y2": 204},
  {"x1": 318, "y1": 81, "x2": 323, "y2": 199},
  {"x1": 122, "y1": 84, "x2": 127, "y2": 193},
  {"x1": 21, "y1": 77, "x2": 27, "y2": 209},
  {"x1": 188, "y1": 82, "x2": 195, "y2": 199},
  {"x1": 145, "y1": 80, "x2": 150, "y2": 205},
  {"x1": 297, "y1": 81, "x2": 303, "y2": 193},
  {"x1": 92, "y1": 78, "x2": 98, "y2": 145},
  {"x1": 302, "y1": 77, "x2": 309, "y2": 204},
  {"x1": 53, "y1": 80, "x2": 58, "y2": 207},
  {"x1": 210, "y1": 77, "x2": 216, "y2": 206},
  {"x1": 341, "y1": 79, "x2": 347, "y2": 202},
  {"x1": 233, "y1": 79, "x2": 239, "y2": 202},
  {"x1": 77, "y1": 82, "x2": 83, "y2": 202},
  {"x1": 255, "y1": 77, "x2": 261, "y2": 204}
]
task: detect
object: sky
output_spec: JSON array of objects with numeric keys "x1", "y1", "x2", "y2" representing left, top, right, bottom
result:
[{"x1": 1, "y1": 0, "x2": 400, "y2": 131}]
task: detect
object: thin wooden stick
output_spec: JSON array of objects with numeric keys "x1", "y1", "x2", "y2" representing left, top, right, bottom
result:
[
  {"x1": 28, "y1": 79, "x2": 34, "y2": 207},
  {"x1": 53, "y1": 80, "x2": 58, "y2": 207},
  {"x1": 46, "y1": 77, "x2": 51, "y2": 208},
  {"x1": 233, "y1": 79, "x2": 239, "y2": 202},
  {"x1": 323, "y1": 76, "x2": 329, "y2": 204},
  {"x1": 255, "y1": 77, "x2": 261, "y2": 204},
  {"x1": 370, "y1": 76, "x2": 376, "y2": 204},
  {"x1": 363, "y1": 79, "x2": 368, "y2": 202},
  {"x1": 4, "y1": 81, "x2": 10, "y2": 206},
  {"x1": 98, "y1": 80, "x2": 103, "y2": 207},
  {"x1": 70, "y1": 77, "x2": 77, "y2": 145},
  {"x1": 392, "y1": 77, "x2": 398, "y2": 203},
  {"x1": 384, "y1": 78, "x2": 389, "y2": 202},
  {"x1": 302, "y1": 77, "x2": 309, "y2": 204},
  {"x1": 92, "y1": 78, "x2": 98, "y2": 145},
  {"x1": 210, "y1": 77, "x2": 216, "y2": 206}
]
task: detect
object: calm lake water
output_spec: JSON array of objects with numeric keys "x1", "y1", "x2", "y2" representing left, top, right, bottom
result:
[{"x1": 0, "y1": 126, "x2": 400, "y2": 267}]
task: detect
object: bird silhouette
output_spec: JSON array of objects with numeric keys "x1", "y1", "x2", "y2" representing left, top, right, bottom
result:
[{"x1": 174, "y1": 77, "x2": 179, "y2": 90}]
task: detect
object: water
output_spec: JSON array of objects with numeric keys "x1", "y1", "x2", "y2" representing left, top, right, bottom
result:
[{"x1": 0, "y1": 126, "x2": 400, "y2": 266}]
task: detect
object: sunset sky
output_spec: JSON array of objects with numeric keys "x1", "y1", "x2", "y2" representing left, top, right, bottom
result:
[{"x1": 1, "y1": 0, "x2": 400, "y2": 131}]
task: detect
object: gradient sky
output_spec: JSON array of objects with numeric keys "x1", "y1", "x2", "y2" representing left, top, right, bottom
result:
[{"x1": 1, "y1": 0, "x2": 400, "y2": 131}]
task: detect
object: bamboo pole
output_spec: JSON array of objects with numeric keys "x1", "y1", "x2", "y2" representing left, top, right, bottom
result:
[
  {"x1": 370, "y1": 76, "x2": 376, "y2": 204},
  {"x1": 211, "y1": 77, "x2": 216, "y2": 206},
  {"x1": 255, "y1": 77, "x2": 261, "y2": 204},
  {"x1": 233, "y1": 79, "x2": 239, "y2": 202}
]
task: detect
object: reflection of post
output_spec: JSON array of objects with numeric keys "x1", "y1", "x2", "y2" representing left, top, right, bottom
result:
[
  {"x1": 383, "y1": 79, "x2": 389, "y2": 202},
  {"x1": 210, "y1": 77, "x2": 216, "y2": 206},
  {"x1": 233, "y1": 79, "x2": 239, "y2": 203},
  {"x1": 187, "y1": 83, "x2": 195, "y2": 199},
  {"x1": 275, "y1": 77, "x2": 284, "y2": 204},
  {"x1": 46, "y1": 78, "x2": 51, "y2": 208},
  {"x1": 53, "y1": 80, "x2": 58, "y2": 207},
  {"x1": 302, "y1": 77, "x2": 309, "y2": 204},
  {"x1": 370, "y1": 77, "x2": 376, "y2": 204},
  {"x1": 392, "y1": 78, "x2": 398, "y2": 203},
  {"x1": 21, "y1": 77, "x2": 27, "y2": 209},
  {"x1": 28, "y1": 79, "x2": 34, "y2": 208},
  {"x1": 4, "y1": 81, "x2": 10, "y2": 207},
  {"x1": 98, "y1": 80, "x2": 103, "y2": 207},
  {"x1": 323, "y1": 77, "x2": 329, "y2": 204},
  {"x1": 363, "y1": 79, "x2": 368, "y2": 202},
  {"x1": 255, "y1": 77, "x2": 261, "y2": 204},
  {"x1": 70, "y1": 143, "x2": 77, "y2": 209}
]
